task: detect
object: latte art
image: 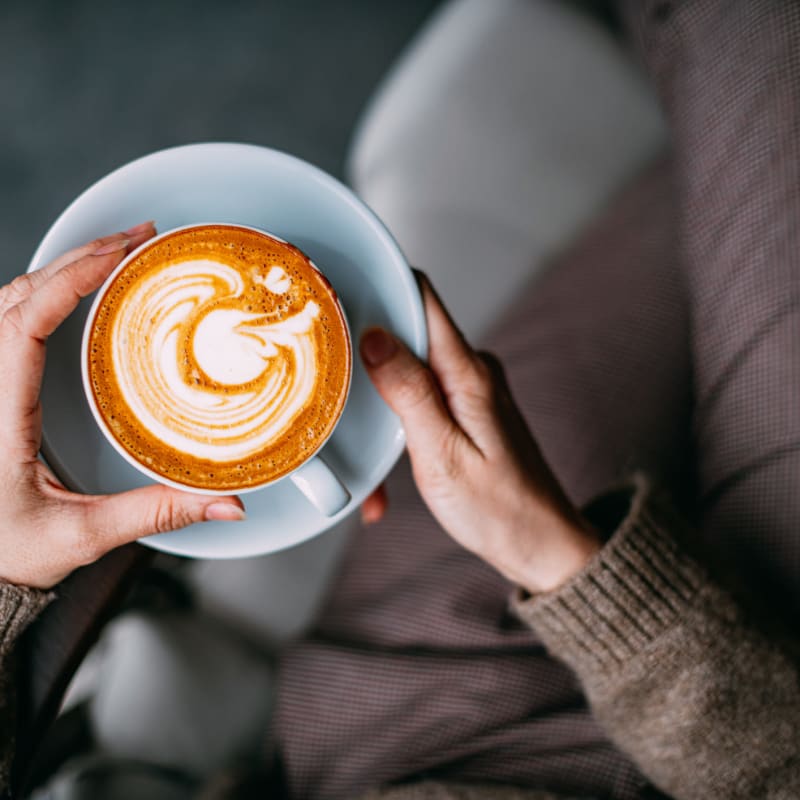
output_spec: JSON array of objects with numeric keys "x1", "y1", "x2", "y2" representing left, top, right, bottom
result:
[
  {"x1": 87, "y1": 226, "x2": 351, "y2": 491},
  {"x1": 114, "y1": 259, "x2": 321, "y2": 461}
]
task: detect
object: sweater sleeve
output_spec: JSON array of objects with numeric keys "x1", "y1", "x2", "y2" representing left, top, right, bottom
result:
[
  {"x1": 513, "y1": 479, "x2": 800, "y2": 800},
  {"x1": 0, "y1": 582, "x2": 52, "y2": 794}
]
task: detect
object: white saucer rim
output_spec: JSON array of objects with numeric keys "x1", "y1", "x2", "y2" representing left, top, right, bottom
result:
[{"x1": 28, "y1": 142, "x2": 427, "y2": 559}]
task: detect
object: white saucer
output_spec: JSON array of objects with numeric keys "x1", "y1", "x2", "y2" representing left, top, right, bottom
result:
[{"x1": 28, "y1": 143, "x2": 426, "y2": 559}]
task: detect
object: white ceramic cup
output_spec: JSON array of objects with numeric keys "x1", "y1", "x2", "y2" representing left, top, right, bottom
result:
[{"x1": 81, "y1": 222, "x2": 352, "y2": 517}]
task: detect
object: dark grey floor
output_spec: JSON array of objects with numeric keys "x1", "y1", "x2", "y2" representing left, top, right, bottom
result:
[{"x1": 0, "y1": 0, "x2": 442, "y2": 279}]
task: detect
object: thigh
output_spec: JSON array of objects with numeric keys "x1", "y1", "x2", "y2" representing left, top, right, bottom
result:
[
  {"x1": 484, "y1": 159, "x2": 691, "y2": 510},
  {"x1": 273, "y1": 160, "x2": 687, "y2": 800},
  {"x1": 619, "y1": 0, "x2": 800, "y2": 613},
  {"x1": 315, "y1": 157, "x2": 690, "y2": 661},
  {"x1": 312, "y1": 158, "x2": 691, "y2": 655}
]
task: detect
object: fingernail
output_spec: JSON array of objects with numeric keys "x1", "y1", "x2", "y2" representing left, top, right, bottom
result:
[
  {"x1": 123, "y1": 220, "x2": 155, "y2": 236},
  {"x1": 361, "y1": 328, "x2": 397, "y2": 367},
  {"x1": 93, "y1": 238, "x2": 130, "y2": 256},
  {"x1": 205, "y1": 502, "x2": 246, "y2": 522}
]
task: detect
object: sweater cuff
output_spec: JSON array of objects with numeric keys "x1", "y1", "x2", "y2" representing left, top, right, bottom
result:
[
  {"x1": 0, "y1": 582, "x2": 52, "y2": 648},
  {"x1": 513, "y1": 478, "x2": 705, "y2": 673}
]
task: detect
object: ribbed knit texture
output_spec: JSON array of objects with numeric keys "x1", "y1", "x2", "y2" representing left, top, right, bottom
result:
[
  {"x1": 514, "y1": 480, "x2": 800, "y2": 800},
  {"x1": 516, "y1": 479, "x2": 704, "y2": 671},
  {"x1": 0, "y1": 583, "x2": 52, "y2": 791},
  {"x1": 358, "y1": 482, "x2": 800, "y2": 800}
]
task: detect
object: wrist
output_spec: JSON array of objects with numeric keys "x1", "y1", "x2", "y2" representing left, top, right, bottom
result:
[{"x1": 495, "y1": 515, "x2": 601, "y2": 595}]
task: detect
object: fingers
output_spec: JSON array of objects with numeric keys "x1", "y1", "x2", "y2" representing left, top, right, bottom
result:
[
  {"x1": 77, "y1": 485, "x2": 245, "y2": 557},
  {"x1": 360, "y1": 327, "x2": 460, "y2": 458},
  {"x1": 9, "y1": 240, "x2": 130, "y2": 341},
  {"x1": 0, "y1": 241, "x2": 134, "y2": 454},
  {"x1": 361, "y1": 483, "x2": 388, "y2": 524},
  {"x1": 414, "y1": 274, "x2": 503, "y2": 448},
  {"x1": 40, "y1": 221, "x2": 155, "y2": 277},
  {"x1": 418, "y1": 275, "x2": 482, "y2": 398},
  {"x1": 9, "y1": 222, "x2": 156, "y2": 304}
]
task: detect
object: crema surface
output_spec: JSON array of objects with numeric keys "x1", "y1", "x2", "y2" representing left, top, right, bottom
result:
[{"x1": 87, "y1": 225, "x2": 351, "y2": 490}]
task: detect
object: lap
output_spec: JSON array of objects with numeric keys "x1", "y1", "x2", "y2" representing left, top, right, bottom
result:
[
  {"x1": 303, "y1": 158, "x2": 689, "y2": 653},
  {"x1": 276, "y1": 2, "x2": 800, "y2": 796},
  {"x1": 273, "y1": 160, "x2": 684, "y2": 800},
  {"x1": 619, "y1": 0, "x2": 800, "y2": 612}
]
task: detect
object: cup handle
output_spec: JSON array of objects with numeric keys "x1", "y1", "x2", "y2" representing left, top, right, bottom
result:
[{"x1": 290, "y1": 455, "x2": 351, "y2": 516}]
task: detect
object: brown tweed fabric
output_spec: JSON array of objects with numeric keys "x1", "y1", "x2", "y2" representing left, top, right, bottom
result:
[
  {"x1": 358, "y1": 782, "x2": 585, "y2": 800},
  {"x1": 617, "y1": 0, "x2": 800, "y2": 614},
  {"x1": 272, "y1": 1, "x2": 800, "y2": 798},
  {"x1": 273, "y1": 161, "x2": 684, "y2": 800}
]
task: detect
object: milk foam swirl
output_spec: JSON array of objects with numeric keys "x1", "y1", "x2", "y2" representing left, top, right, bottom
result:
[{"x1": 111, "y1": 258, "x2": 321, "y2": 463}]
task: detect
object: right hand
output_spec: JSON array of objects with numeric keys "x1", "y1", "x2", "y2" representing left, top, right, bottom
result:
[
  {"x1": 0, "y1": 223, "x2": 245, "y2": 590},
  {"x1": 360, "y1": 275, "x2": 599, "y2": 595}
]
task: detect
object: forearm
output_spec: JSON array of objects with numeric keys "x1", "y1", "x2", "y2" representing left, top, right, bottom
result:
[
  {"x1": 515, "y1": 480, "x2": 800, "y2": 799},
  {"x1": 0, "y1": 583, "x2": 52, "y2": 794}
]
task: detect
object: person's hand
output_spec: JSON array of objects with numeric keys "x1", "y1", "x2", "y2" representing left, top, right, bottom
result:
[
  {"x1": 360, "y1": 275, "x2": 599, "y2": 595},
  {"x1": 0, "y1": 223, "x2": 244, "y2": 590}
]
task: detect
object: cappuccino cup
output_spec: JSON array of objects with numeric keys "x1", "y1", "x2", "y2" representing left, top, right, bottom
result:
[{"x1": 81, "y1": 223, "x2": 352, "y2": 516}]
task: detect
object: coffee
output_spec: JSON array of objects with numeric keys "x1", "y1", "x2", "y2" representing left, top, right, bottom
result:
[{"x1": 86, "y1": 224, "x2": 351, "y2": 491}]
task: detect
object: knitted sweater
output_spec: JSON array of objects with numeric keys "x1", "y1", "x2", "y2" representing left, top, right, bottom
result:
[
  {"x1": 355, "y1": 483, "x2": 800, "y2": 799},
  {"x1": 0, "y1": 584, "x2": 51, "y2": 792},
  {"x1": 1, "y1": 483, "x2": 798, "y2": 799}
]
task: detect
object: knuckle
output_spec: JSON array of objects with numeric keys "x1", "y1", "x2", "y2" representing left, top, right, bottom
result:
[
  {"x1": 0, "y1": 303, "x2": 26, "y2": 338},
  {"x1": 453, "y1": 351, "x2": 496, "y2": 407},
  {"x1": 44, "y1": 263, "x2": 86, "y2": 307},
  {"x1": 152, "y1": 498, "x2": 193, "y2": 534},
  {"x1": 57, "y1": 260, "x2": 82, "y2": 285},
  {"x1": 59, "y1": 258, "x2": 100, "y2": 299},
  {"x1": 439, "y1": 439, "x2": 463, "y2": 482},
  {"x1": 8, "y1": 273, "x2": 34, "y2": 299},
  {"x1": 425, "y1": 427, "x2": 464, "y2": 487},
  {"x1": 0, "y1": 276, "x2": 33, "y2": 322},
  {"x1": 396, "y1": 365, "x2": 437, "y2": 411}
]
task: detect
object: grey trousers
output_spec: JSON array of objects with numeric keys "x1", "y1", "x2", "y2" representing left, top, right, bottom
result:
[{"x1": 272, "y1": 1, "x2": 800, "y2": 799}]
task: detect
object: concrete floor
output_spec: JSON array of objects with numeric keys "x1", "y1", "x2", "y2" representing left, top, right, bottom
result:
[{"x1": 0, "y1": 0, "x2": 441, "y2": 281}]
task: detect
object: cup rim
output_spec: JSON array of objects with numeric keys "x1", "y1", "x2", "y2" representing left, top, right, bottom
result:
[{"x1": 80, "y1": 221, "x2": 353, "y2": 496}]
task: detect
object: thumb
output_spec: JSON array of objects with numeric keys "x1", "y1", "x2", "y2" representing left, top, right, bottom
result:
[
  {"x1": 360, "y1": 327, "x2": 456, "y2": 454},
  {"x1": 80, "y1": 484, "x2": 245, "y2": 552}
]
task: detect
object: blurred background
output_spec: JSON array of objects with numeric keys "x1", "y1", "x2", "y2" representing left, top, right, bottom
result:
[{"x1": 0, "y1": 0, "x2": 441, "y2": 275}]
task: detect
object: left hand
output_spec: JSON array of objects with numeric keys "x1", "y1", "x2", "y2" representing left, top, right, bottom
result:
[{"x1": 0, "y1": 223, "x2": 244, "y2": 590}]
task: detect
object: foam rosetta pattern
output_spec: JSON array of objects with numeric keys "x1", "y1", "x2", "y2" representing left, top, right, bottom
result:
[
  {"x1": 87, "y1": 225, "x2": 351, "y2": 490},
  {"x1": 113, "y1": 259, "x2": 321, "y2": 462}
]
